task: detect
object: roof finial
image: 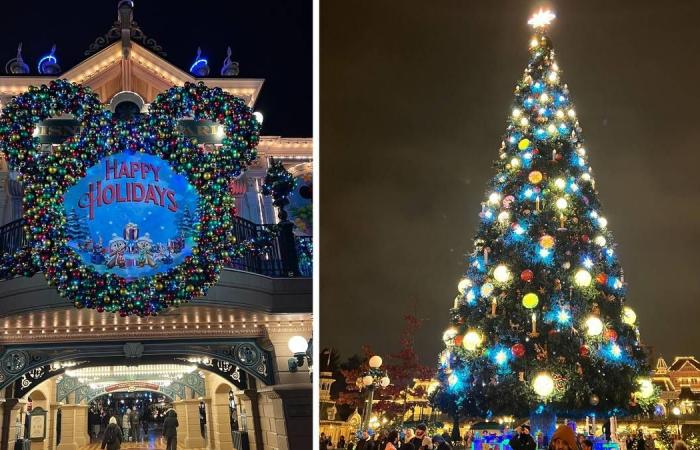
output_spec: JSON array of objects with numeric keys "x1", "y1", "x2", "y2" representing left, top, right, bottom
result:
[
  {"x1": 528, "y1": 9, "x2": 556, "y2": 29},
  {"x1": 190, "y1": 47, "x2": 210, "y2": 77},
  {"x1": 38, "y1": 45, "x2": 61, "y2": 75},
  {"x1": 220, "y1": 46, "x2": 240, "y2": 77},
  {"x1": 5, "y1": 43, "x2": 30, "y2": 75}
]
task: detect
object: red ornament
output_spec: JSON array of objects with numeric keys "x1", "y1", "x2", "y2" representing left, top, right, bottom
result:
[
  {"x1": 520, "y1": 269, "x2": 534, "y2": 282},
  {"x1": 604, "y1": 328, "x2": 618, "y2": 341},
  {"x1": 581, "y1": 235, "x2": 590, "y2": 243},
  {"x1": 511, "y1": 343, "x2": 525, "y2": 358},
  {"x1": 595, "y1": 273, "x2": 608, "y2": 285},
  {"x1": 579, "y1": 345, "x2": 590, "y2": 357},
  {"x1": 454, "y1": 335, "x2": 464, "y2": 347}
]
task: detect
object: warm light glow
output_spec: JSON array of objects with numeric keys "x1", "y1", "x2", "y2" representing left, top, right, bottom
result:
[
  {"x1": 555, "y1": 198, "x2": 568, "y2": 210},
  {"x1": 488, "y1": 192, "x2": 501, "y2": 205},
  {"x1": 494, "y1": 350, "x2": 508, "y2": 365},
  {"x1": 554, "y1": 178, "x2": 566, "y2": 189},
  {"x1": 288, "y1": 335, "x2": 309, "y2": 354},
  {"x1": 362, "y1": 375, "x2": 374, "y2": 386},
  {"x1": 598, "y1": 217, "x2": 608, "y2": 228},
  {"x1": 448, "y1": 373, "x2": 458, "y2": 386},
  {"x1": 253, "y1": 111, "x2": 264, "y2": 124},
  {"x1": 522, "y1": 292, "x2": 539, "y2": 309},
  {"x1": 493, "y1": 264, "x2": 511, "y2": 283},
  {"x1": 622, "y1": 307, "x2": 637, "y2": 325},
  {"x1": 673, "y1": 406, "x2": 681, "y2": 416},
  {"x1": 594, "y1": 236, "x2": 607, "y2": 247},
  {"x1": 368, "y1": 355, "x2": 383, "y2": 368},
  {"x1": 443, "y1": 327, "x2": 458, "y2": 344},
  {"x1": 380, "y1": 376, "x2": 390, "y2": 387},
  {"x1": 574, "y1": 269, "x2": 592, "y2": 287},
  {"x1": 532, "y1": 372, "x2": 555, "y2": 397},
  {"x1": 463, "y1": 330, "x2": 482, "y2": 351},
  {"x1": 512, "y1": 108, "x2": 522, "y2": 118},
  {"x1": 585, "y1": 316, "x2": 604, "y2": 336},
  {"x1": 528, "y1": 9, "x2": 556, "y2": 28},
  {"x1": 457, "y1": 278, "x2": 472, "y2": 294},
  {"x1": 498, "y1": 211, "x2": 510, "y2": 223}
]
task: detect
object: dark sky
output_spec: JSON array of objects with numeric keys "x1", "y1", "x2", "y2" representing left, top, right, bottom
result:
[
  {"x1": 0, "y1": 0, "x2": 311, "y2": 137},
  {"x1": 321, "y1": 0, "x2": 700, "y2": 366}
]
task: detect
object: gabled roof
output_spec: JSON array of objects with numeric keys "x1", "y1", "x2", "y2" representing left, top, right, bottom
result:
[{"x1": 669, "y1": 357, "x2": 700, "y2": 372}]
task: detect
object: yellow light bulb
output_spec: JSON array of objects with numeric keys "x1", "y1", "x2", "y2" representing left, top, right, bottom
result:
[
  {"x1": 554, "y1": 178, "x2": 566, "y2": 189},
  {"x1": 568, "y1": 109, "x2": 576, "y2": 118},
  {"x1": 555, "y1": 198, "x2": 568, "y2": 210},
  {"x1": 457, "y1": 278, "x2": 472, "y2": 294},
  {"x1": 532, "y1": 372, "x2": 555, "y2": 398},
  {"x1": 463, "y1": 331, "x2": 482, "y2": 351},
  {"x1": 585, "y1": 316, "x2": 604, "y2": 336},
  {"x1": 622, "y1": 307, "x2": 637, "y2": 325}
]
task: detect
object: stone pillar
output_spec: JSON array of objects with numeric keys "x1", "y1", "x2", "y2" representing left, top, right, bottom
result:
[
  {"x1": 0, "y1": 398, "x2": 23, "y2": 450},
  {"x1": 234, "y1": 390, "x2": 262, "y2": 450},
  {"x1": 209, "y1": 396, "x2": 233, "y2": 450},
  {"x1": 256, "y1": 384, "x2": 311, "y2": 450},
  {"x1": 171, "y1": 399, "x2": 206, "y2": 450},
  {"x1": 56, "y1": 404, "x2": 88, "y2": 450},
  {"x1": 243, "y1": 176, "x2": 265, "y2": 224}
]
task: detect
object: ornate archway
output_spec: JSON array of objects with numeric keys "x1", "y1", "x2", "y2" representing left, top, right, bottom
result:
[{"x1": 2, "y1": 339, "x2": 273, "y2": 399}]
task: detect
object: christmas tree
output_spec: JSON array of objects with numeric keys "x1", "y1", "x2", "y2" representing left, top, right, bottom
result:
[
  {"x1": 176, "y1": 206, "x2": 196, "y2": 237},
  {"x1": 432, "y1": 11, "x2": 656, "y2": 423},
  {"x1": 65, "y1": 208, "x2": 89, "y2": 241}
]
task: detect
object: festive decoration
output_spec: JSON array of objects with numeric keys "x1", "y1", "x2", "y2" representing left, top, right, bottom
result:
[
  {"x1": 261, "y1": 158, "x2": 296, "y2": 221},
  {"x1": 432, "y1": 11, "x2": 655, "y2": 420},
  {"x1": 522, "y1": 292, "x2": 539, "y2": 309},
  {"x1": 0, "y1": 80, "x2": 262, "y2": 316}
]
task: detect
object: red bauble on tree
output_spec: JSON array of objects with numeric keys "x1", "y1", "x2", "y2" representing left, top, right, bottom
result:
[
  {"x1": 454, "y1": 335, "x2": 464, "y2": 347},
  {"x1": 595, "y1": 273, "x2": 608, "y2": 285},
  {"x1": 604, "y1": 328, "x2": 618, "y2": 341},
  {"x1": 579, "y1": 345, "x2": 591, "y2": 357},
  {"x1": 511, "y1": 343, "x2": 526, "y2": 358},
  {"x1": 520, "y1": 269, "x2": 534, "y2": 282}
]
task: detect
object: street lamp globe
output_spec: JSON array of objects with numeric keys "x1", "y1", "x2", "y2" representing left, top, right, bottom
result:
[
  {"x1": 362, "y1": 375, "x2": 374, "y2": 387},
  {"x1": 368, "y1": 355, "x2": 383, "y2": 368},
  {"x1": 673, "y1": 406, "x2": 681, "y2": 416},
  {"x1": 288, "y1": 335, "x2": 309, "y2": 354},
  {"x1": 380, "y1": 376, "x2": 390, "y2": 387}
]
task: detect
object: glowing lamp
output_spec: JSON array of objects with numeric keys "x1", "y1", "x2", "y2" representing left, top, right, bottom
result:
[
  {"x1": 585, "y1": 316, "x2": 604, "y2": 336},
  {"x1": 594, "y1": 236, "x2": 607, "y2": 247},
  {"x1": 498, "y1": 211, "x2": 510, "y2": 223},
  {"x1": 493, "y1": 264, "x2": 511, "y2": 283},
  {"x1": 554, "y1": 178, "x2": 566, "y2": 189},
  {"x1": 532, "y1": 372, "x2": 555, "y2": 398},
  {"x1": 287, "y1": 335, "x2": 309, "y2": 354},
  {"x1": 622, "y1": 306, "x2": 637, "y2": 325},
  {"x1": 380, "y1": 376, "x2": 390, "y2": 387},
  {"x1": 528, "y1": 9, "x2": 556, "y2": 28},
  {"x1": 574, "y1": 269, "x2": 592, "y2": 287},
  {"x1": 598, "y1": 217, "x2": 608, "y2": 228},
  {"x1": 494, "y1": 349, "x2": 508, "y2": 365},
  {"x1": 520, "y1": 118, "x2": 529, "y2": 127},
  {"x1": 510, "y1": 158, "x2": 521, "y2": 168},
  {"x1": 253, "y1": 111, "x2": 264, "y2": 124},
  {"x1": 555, "y1": 198, "x2": 568, "y2": 210},
  {"x1": 540, "y1": 93, "x2": 550, "y2": 103},
  {"x1": 522, "y1": 292, "x2": 539, "y2": 309},
  {"x1": 463, "y1": 331, "x2": 482, "y2": 351},
  {"x1": 512, "y1": 108, "x2": 522, "y2": 118},
  {"x1": 368, "y1": 355, "x2": 383, "y2": 368},
  {"x1": 457, "y1": 278, "x2": 472, "y2": 294},
  {"x1": 362, "y1": 375, "x2": 374, "y2": 386}
]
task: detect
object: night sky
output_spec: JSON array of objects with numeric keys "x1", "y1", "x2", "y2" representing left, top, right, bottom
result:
[
  {"x1": 321, "y1": 1, "x2": 700, "y2": 366},
  {"x1": 0, "y1": 0, "x2": 311, "y2": 137}
]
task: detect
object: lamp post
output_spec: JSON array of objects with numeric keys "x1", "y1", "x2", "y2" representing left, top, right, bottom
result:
[
  {"x1": 672, "y1": 406, "x2": 681, "y2": 438},
  {"x1": 287, "y1": 336, "x2": 313, "y2": 382},
  {"x1": 357, "y1": 355, "x2": 390, "y2": 431}
]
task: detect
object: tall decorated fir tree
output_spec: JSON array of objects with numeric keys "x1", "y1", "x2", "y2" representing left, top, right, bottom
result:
[{"x1": 432, "y1": 11, "x2": 656, "y2": 426}]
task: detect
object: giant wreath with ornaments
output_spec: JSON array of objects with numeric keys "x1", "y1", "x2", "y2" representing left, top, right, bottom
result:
[{"x1": 0, "y1": 80, "x2": 263, "y2": 316}]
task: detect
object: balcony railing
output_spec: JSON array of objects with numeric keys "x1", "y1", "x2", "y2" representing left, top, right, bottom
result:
[{"x1": 0, "y1": 217, "x2": 311, "y2": 279}]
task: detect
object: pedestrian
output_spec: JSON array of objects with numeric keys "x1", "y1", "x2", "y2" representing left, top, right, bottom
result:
[
  {"x1": 130, "y1": 409, "x2": 139, "y2": 442},
  {"x1": 121, "y1": 411, "x2": 130, "y2": 442},
  {"x1": 322, "y1": 433, "x2": 329, "y2": 450},
  {"x1": 637, "y1": 430, "x2": 646, "y2": 450},
  {"x1": 101, "y1": 417, "x2": 123, "y2": 450},
  {"x1": 385, "y1": 430, "x2": 400, "y2": 450},
  {"x1": 511, "y1": 425, "x2": 537, "y2": 450},
  {"x1": 356, "y1": 431, "x2": 370, "y2": 450},
  {"x1": 412, "y1": 424, "x2": 433, "y2": 450},
  {"x1": 348, "y1": 441, "x2": 355, "y2": 450},
  {"x1": 433, "y1": 435, "x2": 452, "y2": 450},
  {"x1": 400, "y1": 429, "x2": 415, "y2": 450},
  {"x1": 551, "y1": 425, "x2": 577, "y2": 450},
  {"x1": 142, "y1": 420, "x2": 149, "y2": 441},
  {"x1": 338, "y1": 435, "x2": 347, "y2": 448},
  {"x1": 163, "y1": 409, "x2": 179, "y2": 450},
  {"x1": 582, "y1": 439, "x2": 593, "y2": 450}
]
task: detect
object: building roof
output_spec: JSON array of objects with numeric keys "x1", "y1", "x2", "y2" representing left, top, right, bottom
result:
[{"x1": 668, "y1": 357, "x2": 700, "y2": 372}]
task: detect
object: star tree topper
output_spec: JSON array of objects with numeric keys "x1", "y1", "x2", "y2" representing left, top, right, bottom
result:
[{"x1": 527, "y1": 9, "x2": 556, "y2": 29}]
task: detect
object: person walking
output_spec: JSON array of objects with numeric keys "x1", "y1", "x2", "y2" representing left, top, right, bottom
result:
[
  {"x1": 121, "y1": 411, "x2": 130, "y2": 442},
  {"x1": 338, "y1": 436, "x2": 347, "y2": 448},
  {"x1": 385, "y1": 431, "x2": 400, "y2": 450},
  {"x1": 163, "y1": 409, "x2": 179, "y2": 450},
  {"x1": 399, "y1": 429, "x2": 415, "y2": 450},
  {"x1": 101, "y1": 417, "x2": 122, "y2": 450},
  {"x1": 511, "y1": 425, "x2": 537, "y2": 450}
]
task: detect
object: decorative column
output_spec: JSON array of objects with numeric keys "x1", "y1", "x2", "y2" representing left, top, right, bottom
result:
[
  {"x1": 208, "y1": 394, "x2": 233, "y2": 450},
  {"x1": 234, "y1": 390, "x2": 262, "y2": 450},
  {"x1": 171, "y1": 399, "x2": 206, "y2": 450},
  {"x1": 243, "y1": 175, "x2": 265, "y2": 224},
  {"x1": 256, "y1": 385, "x2": 312, "y2": 450},
  {"x1": 56, "y1": 404, "x2": 88, "y2": 450}
]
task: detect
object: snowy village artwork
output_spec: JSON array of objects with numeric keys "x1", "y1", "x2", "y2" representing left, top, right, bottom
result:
[{"x1": 62, "y1": 151, "x2": 200, "y2": 279}]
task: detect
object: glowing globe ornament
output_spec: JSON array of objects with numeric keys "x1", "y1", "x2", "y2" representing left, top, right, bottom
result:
[
  {"x1": 518, "y1": 139, "x2": 531, "y2": 150},
  {"x1": 574, "y1": 269, "x2": 592, "y2": 287},
  {"x1": 522, "y1": 292, "x2": 539, "y2": 309},
  {"x1": 463, "y1": 330, "x2": 482, "y2": 351},
  {"x1": 528, "y1": 171, "x2": 543, "y2": 184},
  {"x1": 622, "y1": 306, "x2": 637, "y2": 325},
  {"x1": 457, "y1": 278, "x2": 472, "y2": 294},
  {"x1": 539, "y1": 235, "x2": 555, "y2": 249},
  {"x1": 443, "y1": 327, "x2": 459, "y2": 345},
  {"x1": 585, "y1": 316, "x2": 604, "y2": 336},
  {"x1": 532, "y1": 372, "x2": 555, "y2": 398},
  {"x1": 493, "y1": 264, "x2": 511, "y2": 283}
]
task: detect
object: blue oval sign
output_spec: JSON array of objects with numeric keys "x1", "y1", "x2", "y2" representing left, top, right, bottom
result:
[{"x1": 63, "y1": 151, "x2": 200, "y2": 279}]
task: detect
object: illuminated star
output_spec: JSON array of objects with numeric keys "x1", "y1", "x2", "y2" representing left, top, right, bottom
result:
[{"x1": 528, "y1": 9, "x2": 556, "y2": 28}]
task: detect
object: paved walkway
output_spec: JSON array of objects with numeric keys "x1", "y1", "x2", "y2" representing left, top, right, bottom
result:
[{"x1": 79, "y1": 432, "x2": 166, "y2": 449}]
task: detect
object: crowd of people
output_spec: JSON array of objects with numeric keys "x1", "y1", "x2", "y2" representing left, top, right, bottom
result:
[
  {"x1": 320, "y1": 423, "x2": 693, "y2": 450},
  {"x1": 98, "y1": 409, "x2": 179, "y2": 450}
]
